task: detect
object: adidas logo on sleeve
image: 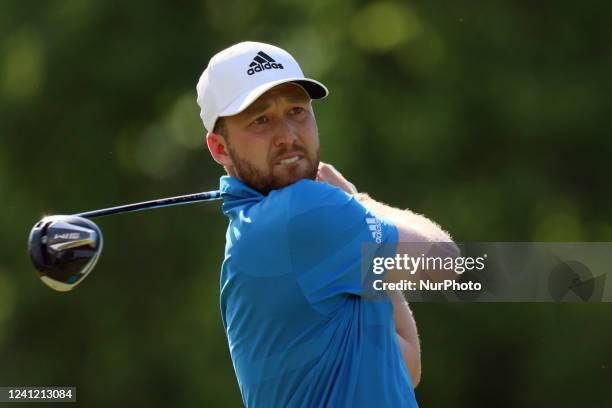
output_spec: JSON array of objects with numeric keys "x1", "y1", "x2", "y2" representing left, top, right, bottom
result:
[
  {"x1": 366, "y1": 217, "x2": 383, "y2": 243},
  {"x1": 247, "y1": 51, "x2": 284, "y2": 76}
]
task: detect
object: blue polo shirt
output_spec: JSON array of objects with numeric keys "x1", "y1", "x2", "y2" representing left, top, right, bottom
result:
[{"x1": 219, "y1": 176, "x2": 418, "y2": 408}]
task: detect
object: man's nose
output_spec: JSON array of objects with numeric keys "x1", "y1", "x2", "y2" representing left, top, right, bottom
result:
[{"x1": 273, "y1": 118, "x2": 298, "y2": 147}]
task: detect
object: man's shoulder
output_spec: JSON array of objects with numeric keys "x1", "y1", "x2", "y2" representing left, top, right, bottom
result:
[{"x1": 268, "y1": 179, "x2": 352, "y2": 216}]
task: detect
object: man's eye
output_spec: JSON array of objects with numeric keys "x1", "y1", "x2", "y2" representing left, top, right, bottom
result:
[
  {"x1": 253, "y1": 116, "x2": 268, "y2": 125},
  {"x1": 290, "y1": 107, "x2": 305, "y2": 115}
]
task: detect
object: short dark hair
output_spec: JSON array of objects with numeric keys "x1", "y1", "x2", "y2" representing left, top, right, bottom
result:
[{"x1": 213, "y1": 117, "x2": 227, "y2": 137}]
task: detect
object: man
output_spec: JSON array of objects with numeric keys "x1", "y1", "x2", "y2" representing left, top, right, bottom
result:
[{"x1": 196, "y1": 41, "x2": 454, "y2": 407}]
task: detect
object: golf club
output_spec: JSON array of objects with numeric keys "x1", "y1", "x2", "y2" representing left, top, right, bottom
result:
[{"x1": 28, "y1": 190, "x2": 223, "y2": 291}]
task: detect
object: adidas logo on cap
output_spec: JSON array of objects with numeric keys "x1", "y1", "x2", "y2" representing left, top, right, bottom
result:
[{"x1": 247, "y1": 51, "x2": 284, "y2": 76}]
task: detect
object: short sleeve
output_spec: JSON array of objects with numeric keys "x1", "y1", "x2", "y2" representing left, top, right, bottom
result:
[{"x1": 285, "y1": 180, "x2": 398, "y2": 312}]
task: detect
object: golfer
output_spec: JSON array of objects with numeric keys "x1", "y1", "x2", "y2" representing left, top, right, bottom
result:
[{"x1": 196, "y1": 41, "x2": 454, "y2": 407}]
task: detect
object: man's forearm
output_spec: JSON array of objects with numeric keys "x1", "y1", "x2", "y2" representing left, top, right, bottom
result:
[
  {"x1": 387, "y1": 289, "x2": 421, "y2": 387},
  {"x1": 316, "y1": 163, "x2": 453, "y2": 245},
  {"x1": 355, "y1": 192, "x2": 452, "y2": 243},
  {"x1": 355, "y1": 192, "x2": 460, "y2": 275}
]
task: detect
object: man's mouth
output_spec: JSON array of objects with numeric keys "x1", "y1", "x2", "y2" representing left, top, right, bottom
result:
[
  {"x1": 279, "y1": 156, "x2": 301, "y2": 165},
  {"x1": 275, "y1": 152, "x2": 304, "y2": 165}
]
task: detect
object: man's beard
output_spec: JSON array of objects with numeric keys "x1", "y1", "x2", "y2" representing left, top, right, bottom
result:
[{"x1": 226, "y1": 144, "x2": 319, "y2": 195}]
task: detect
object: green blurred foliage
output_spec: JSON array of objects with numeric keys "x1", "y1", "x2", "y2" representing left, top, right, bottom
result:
[{"x1": 1, "y1": 0, "x2": 611, "y2": 406}]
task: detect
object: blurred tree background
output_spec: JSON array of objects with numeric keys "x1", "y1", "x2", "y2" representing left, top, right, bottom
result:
[{"x1": 1, "y1": 0, "x2": 611, "y2": 406}]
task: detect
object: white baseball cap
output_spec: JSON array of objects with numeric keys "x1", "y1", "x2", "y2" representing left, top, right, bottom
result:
[{"x1": 196, "y1": 41, "x2": 329, "y2": 132}]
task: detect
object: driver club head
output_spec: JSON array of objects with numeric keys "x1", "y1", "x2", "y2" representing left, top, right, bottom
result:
[{"x1": 28, "y1": 215, "x2": 103, "y2": 291}]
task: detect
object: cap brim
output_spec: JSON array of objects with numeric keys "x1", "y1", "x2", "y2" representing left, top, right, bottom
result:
[{"x1": 218, "y1": 77, "x2": 328, "y2": 119}]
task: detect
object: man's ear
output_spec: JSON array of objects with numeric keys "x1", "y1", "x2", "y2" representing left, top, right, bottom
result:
[{"x1": 206, "y1": 132, "x2": 233, "y2": 167}]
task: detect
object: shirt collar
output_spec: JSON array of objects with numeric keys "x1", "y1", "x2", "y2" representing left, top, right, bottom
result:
[{"x1": 219, "y1": 176, "x2": 264, "y2": 216}]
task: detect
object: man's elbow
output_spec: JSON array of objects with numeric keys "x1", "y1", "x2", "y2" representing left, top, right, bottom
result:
[
  {"x1": 408, "y1": 240, "x2": 461, "y2": 283},
  {"x1": 412, "y1": 369, "x2": 421, "y2": 389},
  {"x1": 397, "y1": 335, "x2": 422, "y2": 388},
  {"x1": 411, "y1": 341, "x2": 422, "y2": 388},
  {"x1": 408, "y1": 356, "x2": 421, "y2": 389}
]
